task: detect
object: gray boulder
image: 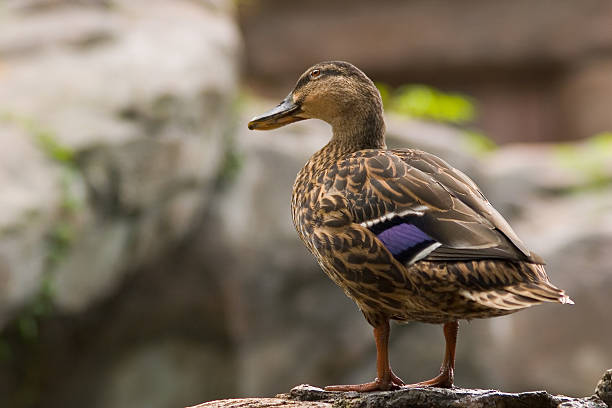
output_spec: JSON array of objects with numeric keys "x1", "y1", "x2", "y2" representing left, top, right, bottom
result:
[{"x1": 0, "y1": 0, "x2": 241, "y2": 323}]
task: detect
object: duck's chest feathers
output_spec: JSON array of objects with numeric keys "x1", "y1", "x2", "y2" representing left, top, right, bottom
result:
[
  {"x1": 291, "y1": 167, "x2": 334, "y2": 244},
  {"x1": 291, "y1": 147, "x2": 353, "y2": 246},
  {"x1": 291, "y1": 175, "x2": 320, "y2": 242}
]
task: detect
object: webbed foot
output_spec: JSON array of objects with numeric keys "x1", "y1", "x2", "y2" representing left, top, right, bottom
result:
[
  {"x1": 404, "y1": 370, "x2": 453, "y2": 388},
  {"x1": 325, "y1": 370, "x2": 405, "y2": 392}
]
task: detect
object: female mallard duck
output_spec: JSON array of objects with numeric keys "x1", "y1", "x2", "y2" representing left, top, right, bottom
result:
[{"x1": 247, "y1": 61, "x2": 573, "y2": 392}]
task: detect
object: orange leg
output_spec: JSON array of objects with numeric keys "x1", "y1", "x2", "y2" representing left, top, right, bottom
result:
[
  {"x1": 406, "y1": 321, "x2": 458, "y2": 388},
  {"x1": 325, "y1": 320, "x2": 404, "y2": 392}
]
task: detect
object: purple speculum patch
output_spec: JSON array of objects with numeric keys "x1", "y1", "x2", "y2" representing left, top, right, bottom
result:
[{"x1": 376, "y1": 223, "x2": 435, "y2": 255}]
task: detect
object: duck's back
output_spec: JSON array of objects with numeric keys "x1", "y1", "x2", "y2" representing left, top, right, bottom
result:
[
  {"x1": 296, "y1": 147, "x2": 537, "y2": 261},
  {"x1": 384, "y1": 149, "x2": 542, "y2": 263}
]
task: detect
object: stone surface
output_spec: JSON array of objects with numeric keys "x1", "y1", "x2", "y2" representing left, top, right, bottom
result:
[
  {"x1": 193, "y1": 381, "x2": 609, "y2": 408},
  {"x1": 479, "y1": 140, "x2": 612, "y2": 217},
  {"x1": 595, "y1": 369, "x2": 612, "y2": 406},
  {"x1": 0, "y1": 230, "x2": 239, "y2": 408},
  {"x1": 52, "y1": 220, "x2": 130, "y2": 312},
  {"x1": 190, "y1": 397, "x2": 330, "y2": 408},
  {"x1": 0, "y1": 2, "x2": 242, "y2": 406},
  {"x1": 0, "y1": 0, "x2": 241, "y2": 321}
]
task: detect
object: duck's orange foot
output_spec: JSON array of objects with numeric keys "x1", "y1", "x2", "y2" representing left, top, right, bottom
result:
[
  {"x1": 405, "y1": 371, "x2": 453, "y2": 388},
  {"x1": 325, "y1": 370, "x2": 405, "y2": 392}
]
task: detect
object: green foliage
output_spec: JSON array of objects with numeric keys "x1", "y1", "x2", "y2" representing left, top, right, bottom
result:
[
  {"x1": 462, "y1": 130, "x2": 497, "y2": 155},
  {"x1": 554, "y1": 131, "x2": 612, "y2": 191},
  {"x1": 0, "y1": 338, "x2": 11, "y2": 362},
  {"x1": 0, "y1": 113, "x2": 82, "y2": 345},
  {"x1": 217, "y1": 148, "x2": 244, "y2": 188},
  {"x1": 14, "y1": 251, "x2": 58, "y2": 343},
  {"x1": 0, "y1": 113, "x2": 83, "y2": 408},
  {"x1": 17, "y1": 316, "x2": 38, "y2": 342},
  {"x1": 377, "y1": 83, "x2": 476, "y2": 124},
  {"x1": 377, "y1": 82, "x2": 392, "y2": 107},
  {"x1": 378, "y1": 83, "x2": 495, "y2": 156},
  {"x1": 45, "y1": 164, "x2": 82, "y2": 274},
  {"x1": 0, "y1": 112, "x2": 76, "y2": 166},
  {"x1": 47, "y1": 222, "x2": 75, "y2": 270},
  {"x1": 10, "y1": 273, "x2": 55, "y2": 344},
  {"x1": 590, "y1": 131, "x2": 612, "y2": 150},
  {"x1": 215, "y1": 92, "x2": 248, "y2": 189},
  {"x1": 34, "y1": 131, "x2": 75, "y2": 165}
]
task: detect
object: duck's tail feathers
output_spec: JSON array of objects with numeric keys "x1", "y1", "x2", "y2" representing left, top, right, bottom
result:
[{"x1": 459, "y1": 281, "x2": 574, "y2": 311}]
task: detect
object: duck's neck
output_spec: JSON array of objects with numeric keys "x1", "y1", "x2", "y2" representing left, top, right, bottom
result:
[{"x1": 329, "y1": 108, "x2": 386, "y2": 156}]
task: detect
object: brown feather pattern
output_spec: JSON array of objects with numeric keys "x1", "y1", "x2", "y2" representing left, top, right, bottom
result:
[{"x1": 292, "y1": 143, "x2": 572, "y2": 327}]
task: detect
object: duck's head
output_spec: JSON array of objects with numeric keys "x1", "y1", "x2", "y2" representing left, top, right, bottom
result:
[{"x1": 248, "y1": 61, "x2": 385, "y2": 148}]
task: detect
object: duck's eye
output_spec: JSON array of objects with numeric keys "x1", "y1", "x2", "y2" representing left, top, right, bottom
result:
[{"x1": 309, "y1": 69, "x2": 321, "y2": 79}]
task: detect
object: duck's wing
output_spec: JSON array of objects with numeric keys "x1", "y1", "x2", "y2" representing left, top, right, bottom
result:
[{"x1": 330, "y1": 149, "x2": 543, "y2": 265}]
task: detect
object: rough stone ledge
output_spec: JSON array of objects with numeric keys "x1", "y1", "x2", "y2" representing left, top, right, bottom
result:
[
  {"x1": 279, "y1": 384, "x2": 608, "y2": 408},
  {"x1": 190, "y1": 369, "x2": 612, "y2": 408}
]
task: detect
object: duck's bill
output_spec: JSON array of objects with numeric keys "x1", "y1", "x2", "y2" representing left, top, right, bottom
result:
[{"x1": 248, "y1": 95, "x2": 306, "y2": 130}]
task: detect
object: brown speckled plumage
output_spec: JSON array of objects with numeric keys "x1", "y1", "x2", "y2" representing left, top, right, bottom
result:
[{"x1": 248, "y1": 61, "x2": 572, "y2": 391}]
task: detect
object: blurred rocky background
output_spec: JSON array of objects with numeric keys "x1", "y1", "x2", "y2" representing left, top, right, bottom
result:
[{"x1": 0, "y1": 1, "x2": 610, "y2": 408}]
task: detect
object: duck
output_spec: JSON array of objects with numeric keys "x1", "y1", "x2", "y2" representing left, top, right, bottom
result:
[{"x1": 247, "y1": 61, "x2": 573, "y2": 392}]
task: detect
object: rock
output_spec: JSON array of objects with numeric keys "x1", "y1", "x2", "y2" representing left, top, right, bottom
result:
[
  {"x1": 192, "y1": 380, "x2": 610, "y2": 408},
  {"x1": 479, "y1": 144, "x2": 592, "y2": 217},
  {"x1": 595, "y1": 369, "x2": 612, "y2": 406},
  {"x1": 0, "y1": 0, "x2": 241, "y2": 321},
  {"x1": 0, "y1": 0, "x2": 244, "y2": 405},
  {"x1": 0, "y1": 229, "x2": 239, "y2": 408},
  {"x1": 190, "y1": 397, "x2": 330, "y2": 408},
  {"x1": 52, "y1": 220, "x2": 131, "y2": 312}
]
